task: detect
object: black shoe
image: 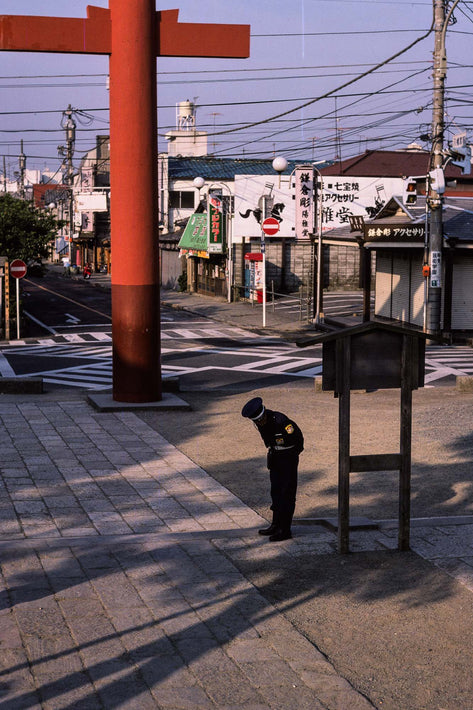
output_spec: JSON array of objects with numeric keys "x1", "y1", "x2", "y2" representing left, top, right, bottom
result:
[
  {"x1": 258, "y1": 523, "x2": 278, "y2": 536},
  {"x1": 269, "y1": 529, "x2": 292, "y2": 542}
]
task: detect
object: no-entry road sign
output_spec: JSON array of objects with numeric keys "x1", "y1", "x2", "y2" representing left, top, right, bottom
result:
[
  {"x1": 10, "y1": 259, "x2": 27, "y2": 279},
  {"x1": 261, "y1": 217, "x2": 280, "y2": 236}
]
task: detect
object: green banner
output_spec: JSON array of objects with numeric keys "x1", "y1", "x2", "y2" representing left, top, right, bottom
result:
[{"x1": 208, "y1": 194, "x2": 226, "y2": 254}]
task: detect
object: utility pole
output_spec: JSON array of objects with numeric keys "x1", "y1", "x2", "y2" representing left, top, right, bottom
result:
[
  {"x1": 59, "y1": 105, "x2": 76, "y2": 264},
  {"x1": 427, "y1": 0, "x2": 460, "y2": 334},
  {"x1": 18, "y1": 140, "x2": 26, "y2": 198},
  {"x1": 59, "y1": 105, "x2": 76, "y2": 187},
  {"x1": 426, "y1": 0, "x2": 446, "y2": 335}
]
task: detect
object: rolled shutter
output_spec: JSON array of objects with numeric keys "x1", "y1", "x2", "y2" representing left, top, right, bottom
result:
[
  {"x1": 451, "y1": 258, "x2": 473, "y2": 329},
  {"x1": 375, "y1": 251, "x2": 392, "y2": 318}
]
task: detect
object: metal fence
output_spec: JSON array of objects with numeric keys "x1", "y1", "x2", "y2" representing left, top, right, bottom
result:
[{"x1": 233, "y1": 280, "x2": 314, "y2": 323}]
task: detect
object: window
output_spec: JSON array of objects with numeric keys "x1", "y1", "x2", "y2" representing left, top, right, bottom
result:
[{"x1": 169, "y1": 191, "x2": 194, "y2": 209}]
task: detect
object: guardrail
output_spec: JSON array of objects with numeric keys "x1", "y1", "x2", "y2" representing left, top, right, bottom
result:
[{"x1": 233, "y1": 281, "x2": 313, "y2": 322}]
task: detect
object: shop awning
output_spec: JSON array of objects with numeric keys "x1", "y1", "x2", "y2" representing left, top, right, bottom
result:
[{"x1": 178, "y1": 213, "x2": 208, "y2": 256}]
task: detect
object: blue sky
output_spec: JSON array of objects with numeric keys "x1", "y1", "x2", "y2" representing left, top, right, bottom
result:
[{"x1": 1, "y1": 1, "x2": 472, "y2": 175}]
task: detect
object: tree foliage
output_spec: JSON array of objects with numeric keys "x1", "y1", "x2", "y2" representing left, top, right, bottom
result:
[{"x1": 0, "y1": 193, "x2": 61, "y2": 263}]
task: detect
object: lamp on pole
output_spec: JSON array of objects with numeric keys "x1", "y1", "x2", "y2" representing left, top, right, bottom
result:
[{"x1": 193, "y1": 177, "x2": 233, "y2": 303}]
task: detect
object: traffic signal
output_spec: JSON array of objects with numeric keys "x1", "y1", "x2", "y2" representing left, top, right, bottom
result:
[
  {"x1": 450, "y1": 132, "x2": 471, "y2": 175},
  {"x1": 402, "y1": 178, "x2": 417, "y2": 205},
  {"x1": 429, "y1": 167, "x2": 445, "y2": 195}
]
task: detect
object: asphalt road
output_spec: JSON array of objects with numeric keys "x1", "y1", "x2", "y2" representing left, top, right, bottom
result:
[
  {"x1": 21, "y1": 274, "x2": 112, "y2": 336},
  {"x1": 2, "y1": 274, "x2": 473, "y2": 392}
]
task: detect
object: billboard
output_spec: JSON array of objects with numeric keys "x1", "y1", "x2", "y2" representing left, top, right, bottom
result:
[
  {"x1": 233, "y1": 174, "x2": 404, "y2": 240},
  {"x1": 233, "y1": 175, "x2": 295, "y2": 239},
  {"x1": 320, "y1": 176, "x2": 404, "y2": 231},
  {"x1": 74, "y1": 192, "x2": 108, "y2": 212}
]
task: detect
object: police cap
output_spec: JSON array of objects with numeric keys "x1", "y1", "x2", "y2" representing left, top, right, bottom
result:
[{"x1": 241, "y1": 397, "x2": 265, "y2": 420}]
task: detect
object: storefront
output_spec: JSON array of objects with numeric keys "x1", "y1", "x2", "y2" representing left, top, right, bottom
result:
[
  {"x1": 366, "y1": 200, "x2": 473, "y2": 338},
  {"x1": 445, "y1": 250, "x2": 473, "y2": 332},
  {"x1": 373, "y1": 250, "x2": 425, "y2": 327},
  {"x1": 178, "y1": 213, "x2": 228, "y2": 297}
]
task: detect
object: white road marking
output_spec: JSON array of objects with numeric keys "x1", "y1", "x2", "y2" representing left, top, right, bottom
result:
[
  {"x1": 0, "y1": 352, "x2": 16, "y2": 376},
  {"x1": 23, "y1": 310, "x2": 57, "y2": 334},
  {"x1": 1, "y1": 325, "x2": 472, "y2": 390}
]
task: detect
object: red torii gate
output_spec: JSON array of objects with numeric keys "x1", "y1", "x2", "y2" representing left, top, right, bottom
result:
[{"x1": 0, "y1": 2, "x2": 250, "y2": 402}]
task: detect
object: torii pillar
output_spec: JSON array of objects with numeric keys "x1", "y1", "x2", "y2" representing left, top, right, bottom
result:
[{"x1": 0, "y1": 2, "x2": 250, "y2": 402}]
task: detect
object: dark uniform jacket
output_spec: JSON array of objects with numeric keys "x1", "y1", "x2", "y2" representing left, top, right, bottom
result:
[{"x1": 255, "y1": 410, "x2": 304, "y2": 456}]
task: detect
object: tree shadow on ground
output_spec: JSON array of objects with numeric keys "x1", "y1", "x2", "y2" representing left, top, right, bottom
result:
[{"x1": 0, "y1": 531, "x2": 470, "y2": 710}]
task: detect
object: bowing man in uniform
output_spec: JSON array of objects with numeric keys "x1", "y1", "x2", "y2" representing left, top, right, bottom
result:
[{"x1": 242, "y1": 397, "x2": 304, "y2": 541}]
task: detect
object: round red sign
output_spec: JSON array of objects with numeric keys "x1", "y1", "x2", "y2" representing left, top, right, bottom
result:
[
  {"x1": 10, "y1": 259, "x2": 27, "y2": 279},
  {"x1": 261, "y1": 217, "x2": 280, "y2": 236}
]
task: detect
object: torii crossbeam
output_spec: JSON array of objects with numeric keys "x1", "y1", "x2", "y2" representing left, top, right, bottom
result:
[{"x1": 0, "y1": 2, "x2": 250, "y2": 402}]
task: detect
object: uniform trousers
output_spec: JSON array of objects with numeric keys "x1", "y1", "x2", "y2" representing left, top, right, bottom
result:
[{"x1": 267, "y1": 449, "x2": 299, "y2": 531}]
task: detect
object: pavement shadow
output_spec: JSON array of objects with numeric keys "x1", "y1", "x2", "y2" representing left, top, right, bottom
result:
[
  {"x1": 140, "y1": 388, "x2": 473, "y2": 522},
  {"x1": 0, "y1": 534, "x2": 466, "y2": 710}
]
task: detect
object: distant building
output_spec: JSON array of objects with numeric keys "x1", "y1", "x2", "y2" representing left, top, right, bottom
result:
[
  {"x1": 73, "y1": 136, "x2": 111, "y2": 271},
  {"x1": 164, "y1": 101, "x2": 208, "y2": 157},
  {"x1": 320, "y1": 151, "x2": 473, "y2": 339}
]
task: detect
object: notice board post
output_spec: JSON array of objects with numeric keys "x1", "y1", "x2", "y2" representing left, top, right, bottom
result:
[{"x1": 298, "y1": 322, "x2": 435, "y2": 554}]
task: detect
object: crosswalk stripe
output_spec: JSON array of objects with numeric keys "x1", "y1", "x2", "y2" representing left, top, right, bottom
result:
[
  {"x1": 289, "y1": 365, "x2": 323, "y2": 377},
  {"x1": 0, "y1": 352, "x2": 16, "y2": 376},
  {"x1": 1, "y1": 323, "x2": 472, "y2": 390},
  {"x1": 62, "y1": 334, "x2": 86, "y2": 342},
  {"x1": 88, "y1": 332, "x2": 112, "y2": 341}
]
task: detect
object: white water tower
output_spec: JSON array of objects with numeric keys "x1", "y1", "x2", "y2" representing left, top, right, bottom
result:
[
  {"x1": 165, "y1": 100, "x2": 208, "y2": 156},
  {"x1": 177, "y1": 100, "x2": 196, "y2": 131}
]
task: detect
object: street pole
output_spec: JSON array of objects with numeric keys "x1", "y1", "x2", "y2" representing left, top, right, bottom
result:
[
  {"x1": 426, "y1": 0, "x2": 460, "y2": 334},
  {"x1": 314, "y1": 167, "x2": 324, "y2": 324},
  {"x1": 262, "y1": 230, "x2": 266, "y2": 328},
  {"x1": 62, "y1": 106, "x2": 76, "y2": 266},
  {"x1": 226, "y1": 200, "x2": 233, "y2": 304},
  {"x1": 19, "y1": 140, "x2": 26, "y2": 199},
  {"x1": 261, "y1": 194, "x2": 273, "y2": 328}
]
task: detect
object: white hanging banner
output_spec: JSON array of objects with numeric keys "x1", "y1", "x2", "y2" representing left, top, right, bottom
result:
[{"x1": 294, "y1": 167, "x2": 314, "y2": 239}]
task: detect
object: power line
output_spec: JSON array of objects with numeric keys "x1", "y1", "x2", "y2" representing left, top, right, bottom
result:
[
  {"x1": 0, "y1": 60, "x2": 435, "y2": 80},
  {"x1": 208, "y1": 20, "x2": 436, "y2": 138},
  {"x1": 251, "y1": 28, "x2": 430, "y2": 37}
]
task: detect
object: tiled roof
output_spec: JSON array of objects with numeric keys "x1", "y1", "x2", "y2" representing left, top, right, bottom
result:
[
  {"x1": 167, "y1": 156, "x2": 330, "y2": 180},
  {"x1": 320, "y1": 150, "x2": 469, "y2": 179},
  {"x1": 323, "y1": 195, "x2": 473, "y2": 244},
  {"x1": 443, "y1": 199, "x2": 473, "y2": 242}
]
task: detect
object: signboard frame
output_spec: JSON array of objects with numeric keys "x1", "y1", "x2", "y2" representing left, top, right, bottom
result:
[{"x1": 207, "y1": 193, "x2": 226, "y2": 254}]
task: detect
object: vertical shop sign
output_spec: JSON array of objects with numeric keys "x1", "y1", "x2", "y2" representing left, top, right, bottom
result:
[
  {"x1": 0, "y1": 257, "x2": 4, "y2": 338},
  {"x1": 4, "y1": 260, "x2": 9, "y2": 340},
  {"x1": 208, "y1": 193, "x2": 226, "y2": 254},
  {"x1": 295, "y1": 167, "x2": 314, "y2": 239},
  {"x1": 430, "y1": 250, "x2": 442, "y2": 288}
]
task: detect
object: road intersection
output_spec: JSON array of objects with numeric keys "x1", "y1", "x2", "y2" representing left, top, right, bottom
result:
[{"x1": 1, "y1": 318, "x2": 472, "y2": 391}]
